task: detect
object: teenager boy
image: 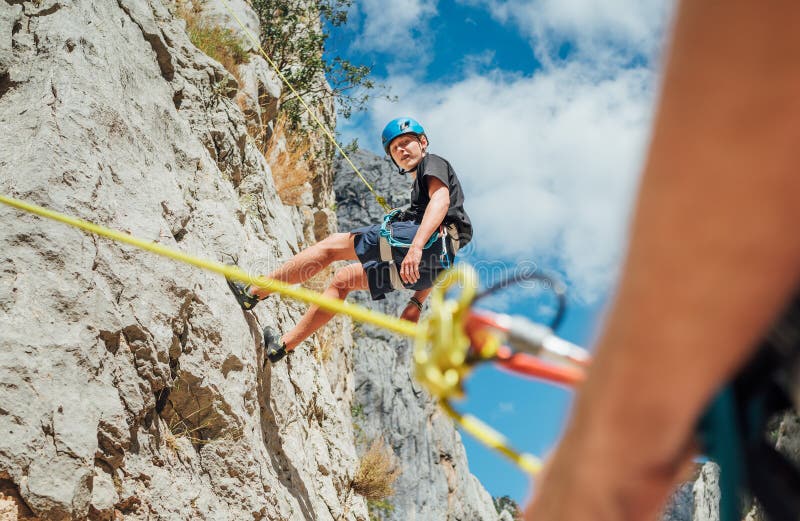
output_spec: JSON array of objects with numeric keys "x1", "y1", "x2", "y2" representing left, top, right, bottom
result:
[{"x1": 228, "y1": 117, "x2": 473, "y2": 364}]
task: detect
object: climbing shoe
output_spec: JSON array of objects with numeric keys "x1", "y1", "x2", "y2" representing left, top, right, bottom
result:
[
  {"x1": 226, "y1": 278, "x2": 261, "y2": 311},
  {"x1": 263, "y1": 326, "x2": 289, "y2": 364}
]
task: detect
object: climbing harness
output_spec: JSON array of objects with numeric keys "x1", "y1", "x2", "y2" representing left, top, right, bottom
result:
[
  {"x1": 217, "y1": 0, "x2": 390, "y2": 213},
  {"x1": 0, "y1": 194, "x2": 589, "y2": 477},
  {"x1": 380, "y1": 209, "x2": 440, "y2": 250},
  {"x1": 377, "y1": 209, "x2": 457, "y2": 290}
]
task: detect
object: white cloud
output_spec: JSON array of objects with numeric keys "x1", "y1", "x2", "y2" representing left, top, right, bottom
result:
[
  {"x1": 356, "y1": 63, "x2": 654, "y2": 302},
  {"x1": 459, "y1": 0, "x2": 673, "y2": 65},
  {"x1": 459, "y1": 50, "x2": 497, "y2": 75},
  {"x1": 336, "y1": 0, "x2": 677, "y2": 303},
  {"x1": 350, "y1": 0, "x2": 439, "y2": 58}
]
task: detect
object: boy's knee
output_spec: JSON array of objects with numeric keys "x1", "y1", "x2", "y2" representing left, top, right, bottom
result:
[
  {"x1": 332, "y1": 267, "x2": 350, "y2": 286},
  {"x1": 331, "y1": 267, "x2": 358, "y2": 294}
]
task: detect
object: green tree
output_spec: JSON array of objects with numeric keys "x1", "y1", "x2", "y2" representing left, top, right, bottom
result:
[{"x1": 250, "y1": 0, "x2": 389, "y2": 127}]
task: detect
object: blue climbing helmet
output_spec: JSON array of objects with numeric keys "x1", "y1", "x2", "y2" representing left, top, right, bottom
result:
[{"x1": 381, "y1": 117, "x2": 427, "y2": 155}]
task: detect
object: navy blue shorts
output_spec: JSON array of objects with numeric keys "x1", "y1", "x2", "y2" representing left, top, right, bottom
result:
[{"x1": 351, "y1": 221, "x2": 456, "y2": 301}]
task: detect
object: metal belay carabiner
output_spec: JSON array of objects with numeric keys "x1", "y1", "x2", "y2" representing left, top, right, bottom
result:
[{"x1": 439, "y1": 224, "x2": 451, "y2": 269}]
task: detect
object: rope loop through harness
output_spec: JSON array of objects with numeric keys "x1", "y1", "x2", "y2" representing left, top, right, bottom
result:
[
  {"x1": 381, "y1": 209, "x2": 439, "y2": 250},
  {"x1": 380, "y1": 209, "x2": 454, "y2": 270}
]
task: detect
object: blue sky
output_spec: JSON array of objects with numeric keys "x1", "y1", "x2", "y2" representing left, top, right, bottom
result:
[{"x1": 326, "y1": 0, "x2": 676, "y2": 505}]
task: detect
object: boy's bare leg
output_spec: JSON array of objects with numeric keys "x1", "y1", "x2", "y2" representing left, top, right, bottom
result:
[
  {"x1": 281, "y1": 263, "x2": 369, "y2": 350},
  {"x1": 250, "y1": 232, "x2": 359, "y2": 299}
]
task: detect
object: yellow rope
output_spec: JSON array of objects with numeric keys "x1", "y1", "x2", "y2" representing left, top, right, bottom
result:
[
  {"x1": 0, "y1": 194, "x2": 414, "y2": 338},
  {"x1": 441, "y1": 401, "x2": 543, "y2": 476},
  {"x1": 219, "y1": 0, "x2": 390, "y2": 212},
  {"x1": 0, "y1": 194, "x2": 543, "y2": 478}
]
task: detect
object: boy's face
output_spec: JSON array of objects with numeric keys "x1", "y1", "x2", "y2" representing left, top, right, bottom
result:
[{"x1": 389, "y1": 134, "x2": 428, "y2": 172}]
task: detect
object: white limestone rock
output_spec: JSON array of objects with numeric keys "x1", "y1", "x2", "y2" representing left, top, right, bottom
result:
[
  {"x1": 0, "y1": 1, "x2": 366, "y2": 519},
  {"x1": 693, "y1": 462, "x2": 721, "y2": 521}
]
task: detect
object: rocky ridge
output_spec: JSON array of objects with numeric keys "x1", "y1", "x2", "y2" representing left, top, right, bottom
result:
[{"x1": 0, "y1": 0, "x2": 362, "y2": 519}]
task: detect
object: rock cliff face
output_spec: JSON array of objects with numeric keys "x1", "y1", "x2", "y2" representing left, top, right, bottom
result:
[
  {"x1": 663, "y1": 411, "x2": 800, "y2": 521},
  {"x1": 0, "y1": 0, "x2": 366, "y2": 519},
  {"x1": 691, "y1": 463, "x2": 721, "y2": 521},
  {"x1": 334, "y1": 149, "x2": 502, "y2": 521},
  {"x1": 661, "y1": 483, "x2": 694, "y2": 521}
]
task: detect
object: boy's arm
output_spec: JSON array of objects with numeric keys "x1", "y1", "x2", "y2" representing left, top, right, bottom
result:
[{"x1": 400, "y1": 176, "x2": 449, "y2": 284}]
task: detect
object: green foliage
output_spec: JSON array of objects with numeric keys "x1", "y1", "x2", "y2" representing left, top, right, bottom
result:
[
  {"x1": 351, "y1": 403, "x2": 366, "y2": 420},
  {"x1": 367, "y1": 498, "x2": 395, "y2": 521},
  {"x1": 250, "y1": 0, "x2": 390, "y2": 127},
  {"x1": 178, "y1": 3, "x2": 249, "y2": 81},
  {"x1": 188, "y1": 24, "x2": 250, "y2": 67},
  {"x1": 493, "y1": 495, "x2": 523, "y2": 520},
  {"x1": 342, "y1": 137, "x2": 359, "y2": 156}
]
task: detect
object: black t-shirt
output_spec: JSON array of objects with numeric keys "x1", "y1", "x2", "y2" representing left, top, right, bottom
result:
[{"x1": 406, "y1": 153, "x2": 473, "y2": 246}]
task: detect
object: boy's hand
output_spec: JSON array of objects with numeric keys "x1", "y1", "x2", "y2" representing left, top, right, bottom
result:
[{"x1": 400, "y1": 245, "x2": 423, "y2": 284}]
